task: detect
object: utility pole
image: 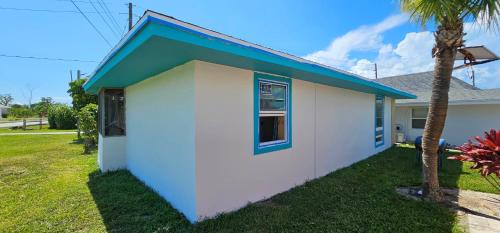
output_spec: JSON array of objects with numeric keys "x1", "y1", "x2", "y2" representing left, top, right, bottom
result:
[
  {"x1": 128, "y1": 2, "x2": 133, "y2": 31},
  {"x1": 374, "y1": 63, "x2": 378, "y2": 79},
  {"x1": 70, "y1": 70, "x2": 73, "y2": 82},
  {"x1": 472, "y1": 69, "x2": 476, "y2": 87},
  {"x1": 76, "y1": 69, "x2": 81, "y2": 139}
]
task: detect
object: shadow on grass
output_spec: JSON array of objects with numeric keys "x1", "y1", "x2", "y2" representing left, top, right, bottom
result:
[
  {"x1": 395, "y1": 145, "x2": 463, "y2": 189},
  {"x1": 87, "y1": 170, "x2": 191, "y2": 233},
  {"x1": 70, "y1": 138, "x2": 84, "y2": 145},
  {"x1": 87, "y1": 146, "x2": 461, "y2": 232}
]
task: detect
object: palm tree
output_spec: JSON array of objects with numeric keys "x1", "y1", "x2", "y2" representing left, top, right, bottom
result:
[{"x1": 400, "y1": 0, "x2": 499, "y2": 201}]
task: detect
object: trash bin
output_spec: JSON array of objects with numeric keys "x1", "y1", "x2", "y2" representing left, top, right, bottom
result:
[{"x1": 414, "y1": 136, "x2": 446, "y2": 170}]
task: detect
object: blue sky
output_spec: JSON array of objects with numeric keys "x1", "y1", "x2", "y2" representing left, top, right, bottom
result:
[{"x1": 1, "y1": 0, "x2": 498, "y2": 105}]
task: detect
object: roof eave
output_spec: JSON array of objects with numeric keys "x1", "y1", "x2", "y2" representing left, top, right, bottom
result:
[{"x1": 84, "y1": 11, "x2": 415, "y2": 100}]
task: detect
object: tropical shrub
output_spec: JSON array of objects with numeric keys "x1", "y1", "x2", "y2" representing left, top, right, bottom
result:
[
  {"x1": 33, "y1": 97, "x2": 53, "y2": 117},
  {"x1": 48, "y1": 105, "x2": 77, "y2": 129},
  {"x1": 78, "y1": 103, "x2": 98, "y2": 154},
  {"x1": 8, "y1": 107, "x2": 35, "y2": 119},
  {"x1": 47, "y1": 106, "x2": 57, "y2": 129},
  {"x1": 449, "y1": 129, "x2": 500, "y2": 192}
]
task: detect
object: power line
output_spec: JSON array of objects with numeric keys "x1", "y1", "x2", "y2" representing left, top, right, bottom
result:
[
  {"x1": 96, "y1": 0, "x2": 121, "y2": 32},
  {"x1": 0, "y1": 6, "x2": 101, "y2": 14},
  {"x1": 69, "y1": 0, "x2": 112, "y2": 47},
  {"x1": 56, "y1": 0, "x2": 114, "y2": 4},
  {"x1": 88, "y1": 0, "x2": 120, "y2": 38},
  {"x1": 0, "y1": 54, "x2": 98, "y2": 63},
  {"x1": 120, "y1": 18, "x2": 128, "y2": 36}
]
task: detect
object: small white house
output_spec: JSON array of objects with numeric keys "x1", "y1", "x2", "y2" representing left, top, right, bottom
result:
[
  {"x1": 376, "y1": 72, "x2": 500, "y2": 146},
  {"x1": 83, "y1": 10, "x2": 415, "y2": 222},
  {"x1": 0, "y1": 105, "x2": 9, "y2": 119}
]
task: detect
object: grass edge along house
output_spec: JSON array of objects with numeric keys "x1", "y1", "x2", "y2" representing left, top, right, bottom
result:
[{"x1": 83, "y1": 10, "x2": 416, "y2": 222}]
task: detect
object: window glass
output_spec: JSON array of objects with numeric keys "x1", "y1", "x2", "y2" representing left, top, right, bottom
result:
[
  {"x1": 412, "y1": 119, "x2": 426, "y2": 129},
  {"x1": 102, "y1": 89, "x2": 125, "y2": 136},
  {"x1": 260, "y1": 83, "x2": 286, "y2": 111},
  {"x1": 259, "y1": 115, "x2": 285, "y2": 143},
  {"x1": 411, "y1": 108, "x2": 428, "y2": 129},
  {"x1": 254, "y1": 75, "x2": 291, "y2": 154},
  {"x1": 375, "y1": 95, "x2": 384, "y2": 146},
  {"x1": 412, "y1": 108, "x2": 428, "y2": 118},
  {"x1": 375, "y1": 96, "x2": 384, "y2": 128},
  {"x1": 259, "y1": 81, "x2": 287, "y2": 146},
  {"x1": 375, "y1": 131, "x2": 383, "y2": 142}
]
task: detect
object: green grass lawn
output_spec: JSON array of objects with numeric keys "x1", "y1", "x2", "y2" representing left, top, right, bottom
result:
[
  {"x1": 0, "y1": 135, "x2": 497, "y2": 232},
  {"x1": 0, "y1": 125, "x2": 75, "y2": 133}
]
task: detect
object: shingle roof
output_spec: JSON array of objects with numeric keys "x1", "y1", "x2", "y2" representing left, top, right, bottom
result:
[{"x1": 375, "y1": 71, "x2": 500, "y2": 105}]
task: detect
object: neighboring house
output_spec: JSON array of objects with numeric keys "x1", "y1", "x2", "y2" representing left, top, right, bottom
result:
[
  {"x1": 376, "y1": 71, "x2": 500, "y2": 146},
  {"x1": 83, "y1": 10, "x2": 415, "y2": 222},
  {"x1": 0, "y1": 105, "x2": 9, "y2": 119}
]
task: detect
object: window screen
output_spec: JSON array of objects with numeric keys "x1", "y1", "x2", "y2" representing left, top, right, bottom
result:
[
  {"x1": 258, "y1": 81, "x2": 288, "y2": 146},
  {"x1": 375, "y1": 95, "x2": 384, "y2": 146},
  {"x1": 100, "y1": 89, "x2": 125, "y2": 136}
]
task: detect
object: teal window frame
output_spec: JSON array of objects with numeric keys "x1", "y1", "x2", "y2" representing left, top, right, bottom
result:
[
  {"x1": 375, "y1": 95, "x2": 384, "y2": 147},
  {"x1": 254, "y1": 72, "x2": 292, "y2": 155}
]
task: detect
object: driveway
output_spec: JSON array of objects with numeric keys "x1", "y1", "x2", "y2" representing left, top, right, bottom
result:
[
  {"x1": 0, "y1": 121, "x2": 48, "y2": 128},
  {"x1": 0, "y1": 132, "x2": 76, "y2": 136}
]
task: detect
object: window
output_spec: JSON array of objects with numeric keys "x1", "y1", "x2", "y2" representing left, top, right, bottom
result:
[
  {"x1": 99, "y1": 89, "x2": 126, "y2": 136},
  {"x1": 412, "y1": 107, "x2": 428, "y2": 129},
  {"x1": 254, "y1": 73, "x2": 291, "y2": 154},
  {"x1": 375, "y1": 95, "x2": 384, "y2": 147}
]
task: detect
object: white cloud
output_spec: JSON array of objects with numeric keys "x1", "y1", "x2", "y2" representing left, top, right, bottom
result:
[
  {"x1": 305, "y1": 15, "x2": 500, "y2": 89},
  {"x1": 303, "y1": 14, "x2": 408, "y2": 68},
  {"x1": 350, "y1": 31, "x2": 435, "y2": 78}
]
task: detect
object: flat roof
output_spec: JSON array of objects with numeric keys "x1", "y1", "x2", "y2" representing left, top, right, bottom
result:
[{"x1": 83, "y1": 10, "x2": 416, "y2": 99}]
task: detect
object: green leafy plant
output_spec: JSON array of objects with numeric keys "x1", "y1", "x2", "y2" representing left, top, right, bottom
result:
[
  {"x1": 33, "y1": 97, "x2": 53, "y2": 117},
  {"x1": 47, "y1": 106, "x2": 58, "y2": 129},
  {"x1": 68, "y1": 78, "x2": 98, "y2": 139},
  {"x1": 68, "y1": 79, "x2": 97, "y2": 111},
  {"x1": 8, "y1": 107, "x2": 34, "y2": 119},
  {"x1": 78, "y1": 103, "x2": 98, "y2": 154},
  {"x1": 48, "y1": 105, "x2": 77, "y2": 129}
]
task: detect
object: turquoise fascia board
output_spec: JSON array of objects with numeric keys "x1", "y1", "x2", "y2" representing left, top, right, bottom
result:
[
  {"x1": 84, "y1": 14, "x2": 416, "y2": 100},
  {"x1": 254, "y1": 73, "x2": 292, "y2": 155},
  {"x1": 83, "y1": 18, "x2": 152, "y2": 93}
]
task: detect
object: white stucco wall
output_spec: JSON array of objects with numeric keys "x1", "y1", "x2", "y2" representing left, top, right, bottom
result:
[
  {"x1": 125, "y1": 61, "x2": 197, "y2": 222},
  {"x1": 100, "y1": 60, "x2": 396, "y2": 222},
  {"x1": 315, "y1": 87, "x2": 392, "y2": 177},
  {"x1": 193, "y1": 61, "x2": 393, "y2": 220},
  {"x1": 395, "y1": 104, "x2": 500, "y2": 146},
  {"x1": 97, "y1": 134, "x2": 127, "y2": 172}
]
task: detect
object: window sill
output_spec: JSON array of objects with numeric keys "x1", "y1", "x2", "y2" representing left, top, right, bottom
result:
[
  {"x1": 99, "y1": 133, "x2": 126, "y2": 138},
  {"x1": 254, "y1": 141, "x2": 291, "y2": 155}
]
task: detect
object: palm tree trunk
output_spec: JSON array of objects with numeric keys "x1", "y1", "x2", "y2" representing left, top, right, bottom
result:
[{"x1": 421, "y1": 23, "x2": 463, "y2": 202}]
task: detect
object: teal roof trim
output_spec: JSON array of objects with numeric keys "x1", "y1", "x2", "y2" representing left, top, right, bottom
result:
[{"x1": 84, "y1": 12, "x2": 416, "y2": 99}]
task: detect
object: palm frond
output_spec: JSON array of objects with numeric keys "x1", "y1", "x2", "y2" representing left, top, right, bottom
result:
[{"x1": 400, "y1": 0, "x2": 499, "y2": 31}]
